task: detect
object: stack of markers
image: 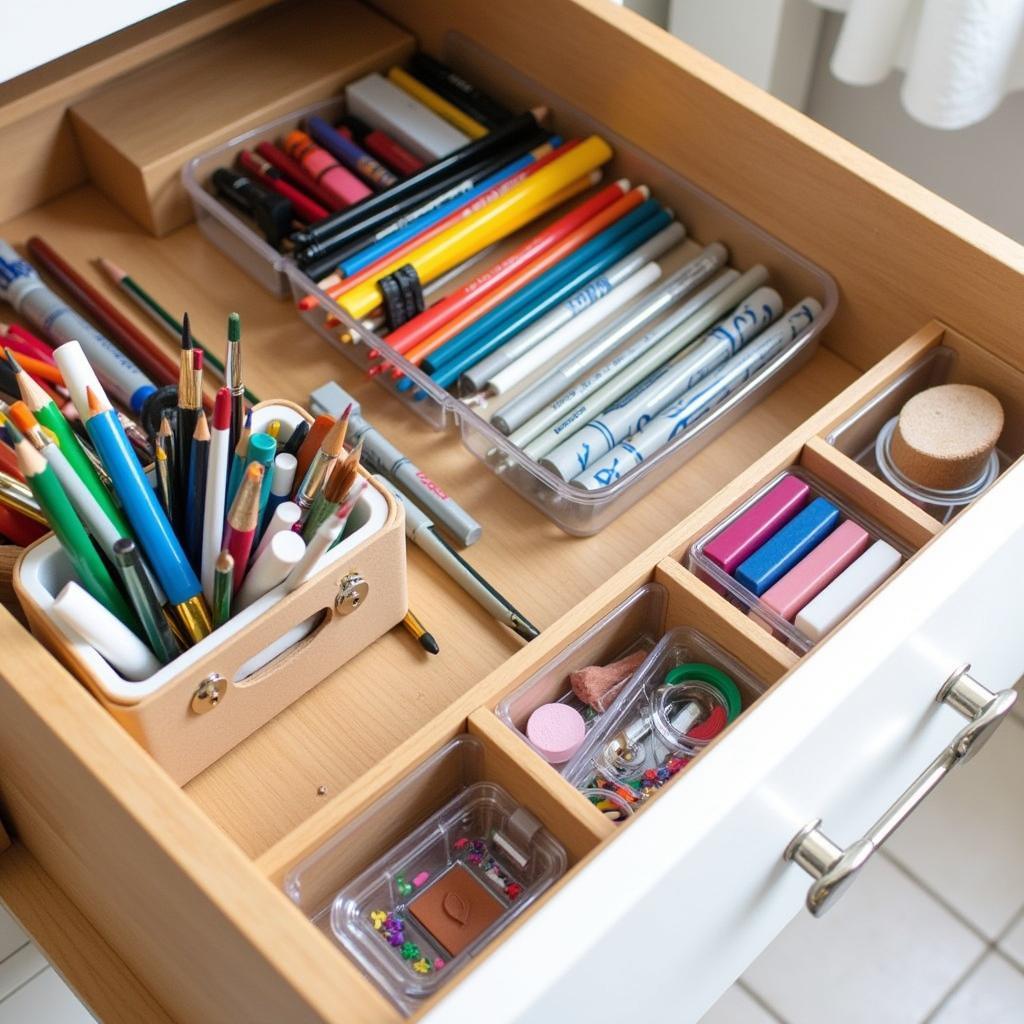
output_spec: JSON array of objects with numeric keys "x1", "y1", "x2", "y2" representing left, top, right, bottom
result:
[
  {"x1": 213, "y1": 52, "x2": 520, "y2": 252},
  {"x1": 0, "y1": 322, "x2": 365, "y2": 683}
]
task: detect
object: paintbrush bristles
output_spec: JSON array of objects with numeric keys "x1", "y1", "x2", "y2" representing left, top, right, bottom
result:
[{"x1": 324, "y1": 442, "x2": 361, "y2": 503}]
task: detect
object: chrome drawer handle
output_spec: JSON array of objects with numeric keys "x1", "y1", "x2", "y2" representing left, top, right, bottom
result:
[{"x1": 784, "y1": 664, "x2": 1017, "y2": 917}]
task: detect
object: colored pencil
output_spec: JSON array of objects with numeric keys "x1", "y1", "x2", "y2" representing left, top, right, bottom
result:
[
  {"x1": 321, "y1": 140, "x2": 563, "y2": 292},
  {"x1": 186, "y1": 411, "x2": 210, "y2": 567},
  {"x1": 1, "y1": 322, "x2": 55, "y2": 364},
  {"x1": 340, "y1": 116, "x2": 424, "y2": 176},
  {"x1": 407, "y1": 52, "x2": 513, "y2": 129},
  {"x1": 381, "y1": 180, "x2": 639, "y2": 375},
  {"x1": 201, "y1": 388, "x2": 232, "y2": 604},
  {"x1": 388, "y1": 66, "x2": 488, "y2": 138},
  {"x1": 11, "y1": 424, "x2": 135, "y2": 624},
  {"x1": 226, "y1": 408, "x2": 252, "y2": 509},
  {"x1": 10, "y1": 350, "x2": 131, "y2": 535},
  {"x1": 402, "y1": 609, "x2": 440, "y2": 655},
  {"x1": 84, "y1": 385, "x2": 211, "y2": 642},
  {"x1": 0, "y1": 500, "x2": 47, "y2": 546},
  {"x1": 292, "y1": 415, "x2": 334, "y2": 490},
  {"x1": 330, "y1": 138, "x2": 612, "y2": 322},
  {"x1": 237, "y1": 150, "x2": 329, "y2": 223},
  {"x1": 223, "y1": 462, "x2": 263, "y2": 592},
  {"x1": 25, "y1": 236, "x2": 179, "y2": 389},
  {"x1": 212, "y1": 549, "x2": 234, "y2": 628},
  {"x1": 282, "y1": 419, "x2": 310, "y2": 458},
  {"x1": 254, "y1": 140, "x2": 346, "y2": 212},
  {"x1": 98, "y1": 260, "x2": 256, "y2": 402}
]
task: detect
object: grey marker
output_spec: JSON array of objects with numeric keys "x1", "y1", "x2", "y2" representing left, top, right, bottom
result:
[
  {"x1": 309, "y1": 381, "x2": 483, "y2": 546},
  {"x1": 0, "y1": 239, "x2": 156, "y2": 413},
  {"x1": 372, "y1": 474, "x2": 539, "y2": 642},
  {"x1": 492, "y1": 243, "x2": 729, "y2": 436}
]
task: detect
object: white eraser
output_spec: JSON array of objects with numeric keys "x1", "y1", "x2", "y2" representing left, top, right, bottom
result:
[
  {"x1": 795, "y1": 540, "x2": 902, "y2": 641},
  {"x1": 345, "y1": 72, "x2": 470, "y2": 161}
]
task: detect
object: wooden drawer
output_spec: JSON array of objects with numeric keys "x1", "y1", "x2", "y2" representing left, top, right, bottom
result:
[{"x1": 0, "y1": 2, "x2": 1022, "y2": 1022}]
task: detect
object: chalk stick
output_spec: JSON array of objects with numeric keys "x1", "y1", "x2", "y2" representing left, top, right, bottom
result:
[
  {"x1": 760, "y1": 519, "x2": 870, "y2": 620},
  {"x1": 734, "y1": 496, "x2": 840, "y2": 596},
  {"x1": 703, "y1": 474, "x2": 810, "y2": 573},
  {"x1": 795, "y1": 540, "x2": 902, "y2": 641}
]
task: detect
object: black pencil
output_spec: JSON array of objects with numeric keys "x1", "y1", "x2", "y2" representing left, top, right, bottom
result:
[
  {"x1": 282, "y1": 419, "x2": 310, "y2": 458},
  {"x1": 185, "y1": 411, "x2": 210, "y2": 568},
  {"x1": 174, "y1": 313, "x2": 199, "y2": 534}
]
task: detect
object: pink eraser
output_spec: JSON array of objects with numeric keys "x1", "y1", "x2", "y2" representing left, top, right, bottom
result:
[
  {"x1": 760, "y1": 519, "x2": 870, "y2": 620},
  {"x1": 704, "y1": 475, "x2": 810, "y2": 574},
  {"x1": 526, "y1": 703, "x2": 586, "y2": 764}
]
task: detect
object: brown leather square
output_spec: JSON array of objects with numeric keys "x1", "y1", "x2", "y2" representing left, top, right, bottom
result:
[{"x1": 408, "y1": 863, "x2": 505, "y2": 957}]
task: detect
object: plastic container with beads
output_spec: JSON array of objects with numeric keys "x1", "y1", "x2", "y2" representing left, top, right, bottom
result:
[{"x1": 563, "y1": 626, "x2": 766, "y2": 809}]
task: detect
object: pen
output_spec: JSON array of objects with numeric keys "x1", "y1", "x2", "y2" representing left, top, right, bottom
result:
[{"x1": 373, "y1": 474, "x2": 538, "y2": 641}]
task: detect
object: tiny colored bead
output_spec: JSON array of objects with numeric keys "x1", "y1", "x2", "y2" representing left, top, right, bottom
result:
[
  {"x1": 643, "y1": 768, "x2": 658, "y2": 782},
  {"x1": 505, "y1": 882, "x2": 523, "y2": 899},
  {"x1": 434, "y1": 958, "x2": 445, "y2": 971},
  {"x1": 387, "y1": 932, "x2": 404, "y2": 946},
  {"x1": 412, "y1": 871, "x2": 430, "y2": 887},
  {"x1": 454, "y1": 838, "x2": 469, "y2": 849},
  {"x1": 400, "y1": 942, "x2": 420, "y2": 960},
  {"x1": 412, "y1": 958, "x2": 431, "y2": 974},
  {"x1": 370, "y1": 910, "x2": 388, "y2": 930}
]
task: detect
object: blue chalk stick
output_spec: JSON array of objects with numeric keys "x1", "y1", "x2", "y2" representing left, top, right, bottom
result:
[{"x1": 734, "y1": 496, "x2": 840, "y2": 595}]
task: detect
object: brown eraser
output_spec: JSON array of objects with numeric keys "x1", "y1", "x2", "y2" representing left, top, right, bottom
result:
[
  {"x1": 890, "y1": 384, "x2": 1003, "y2": 491},
  {"x1": 570, "y1": 648, "x2": 648, "y2": 711},
  {"x1": 408, "y1": 863, "x2": 505, "y2": 957}
]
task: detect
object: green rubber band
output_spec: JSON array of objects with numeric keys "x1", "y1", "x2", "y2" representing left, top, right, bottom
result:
[{"x1": 664, "y1": 662, "x2": 742, "y2": 721}]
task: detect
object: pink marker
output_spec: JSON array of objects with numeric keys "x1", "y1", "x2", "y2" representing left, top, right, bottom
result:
[
  {"x1": 759, "y1": 519, "x2": 870, "y2": 621},
  {"x1": 704, "y1": 475, "x2": 810, "y2": 574},
  {"x1": 284, "y1": 130, "x2": 371, "y2": 208}
]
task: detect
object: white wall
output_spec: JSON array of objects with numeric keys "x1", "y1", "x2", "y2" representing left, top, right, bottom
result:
[{"x1": 805, "y1": 12, "x2": 1024, "y2": 243}]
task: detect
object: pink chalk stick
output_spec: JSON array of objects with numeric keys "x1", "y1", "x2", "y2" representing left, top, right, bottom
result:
[
  {"x1": 526, "y1": 703, "x2": 586, "y2": 764},
  {"x1": 704, "y1": 475, "x2": 810, "y2": 574},
  {"x1": 760, "y1": 519, "x2": 870, "y2": 620}
]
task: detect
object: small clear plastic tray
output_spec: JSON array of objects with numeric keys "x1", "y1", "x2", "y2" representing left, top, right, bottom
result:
[
  {"x1": 282, "y1": 736, "x2": 565, "y2": 1014},
  {"x1": 826, "y1": 346, "x2": 1012, "y2": 523},
  {"x1": 564, "y1": 626, "x2": 766, "y2": 806},
  {"x1": 687, "y1": 466, "x2": 915, "y2": 653},
  {"x1": 494, "y1": 581, "x2": 667, "y2": 771}
]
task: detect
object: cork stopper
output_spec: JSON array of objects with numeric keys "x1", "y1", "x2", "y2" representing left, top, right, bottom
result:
[{"x1": 891, "y1": 384, "x2": 1003, "y2": 491}]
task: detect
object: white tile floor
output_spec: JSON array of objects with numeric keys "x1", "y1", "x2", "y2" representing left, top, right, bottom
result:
[{"x1": 3, "y1": 711, "x2": 1023, "y2": 1022}]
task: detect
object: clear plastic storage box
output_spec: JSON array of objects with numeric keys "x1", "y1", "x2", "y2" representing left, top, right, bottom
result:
[
  {"x1": 184, "y1": 36, "x2": 837, "y2": 533},
  {"x1": 282, "y1": 736, "x2": 565, "y2": 1014},
  {"x1": 495, "y1": 581, "x2": 667, "y2": 770},
  {"x1": 687, "y1": 466, "x2": 915, "y2": 653},
  {"x1": 826, "y1": 346, "x2": 1012, "y2": 523},
  {"x1": 564, "y1": 626, "x2": 766, "y2": 806}
]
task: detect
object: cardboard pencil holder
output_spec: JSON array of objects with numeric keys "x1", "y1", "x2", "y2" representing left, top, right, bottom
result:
[{"x1": 13, "y1": 400, "x2": 408, "y2": 784}]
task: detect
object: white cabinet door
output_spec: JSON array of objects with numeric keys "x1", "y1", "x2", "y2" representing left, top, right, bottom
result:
[{"x1": 425, "y1": 459, "x2": 1024, "y2": 1023}]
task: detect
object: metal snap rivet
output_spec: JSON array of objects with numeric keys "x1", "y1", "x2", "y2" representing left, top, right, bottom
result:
[
  {"x1": 335, "y1": 572, "x2": 369, "y2": 615},
  {"x1": 191, "y1": 673, "x2": 227, "y2": 714}
]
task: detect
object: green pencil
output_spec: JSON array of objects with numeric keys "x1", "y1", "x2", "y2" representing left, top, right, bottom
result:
[
  {"x1": 212, "y1": 549, "x2": 233, "y2": 628},
  {"x1": 11, "y1": 426, "x2": 136, "y2": 627},
  {"x1": 9, "y1": 352, "x2": 131, "y2": 537},
  {"x1": 98, "y1": 258, "x2": 260, "y2": 404}
]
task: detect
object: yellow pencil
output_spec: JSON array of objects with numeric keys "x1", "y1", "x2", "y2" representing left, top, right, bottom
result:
[
  {"x1": 336, "y1": 134, "x2": 614, "y2": 321},
  {"x1": 388, "y1": 66, "x2": 488, "y2": 139}
]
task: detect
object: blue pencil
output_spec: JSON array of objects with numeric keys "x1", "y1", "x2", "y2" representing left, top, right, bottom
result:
[
  {"x1": 416, "y1": 199, "x2": 666, "y2": 380},
  {"x1": 336, "y1": 143, "x2": 560, "y2": 278},
  {"x1": 85, "y1": 386, "x2": 212, "y2": 643},
  {"x1": 415, "y1": 204, "x2": 674, "y2": 394}
]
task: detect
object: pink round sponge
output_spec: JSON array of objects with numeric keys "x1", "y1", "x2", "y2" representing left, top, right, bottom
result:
[{"x1": 526, "y1": 703, "x2": 587, "y2": 764}]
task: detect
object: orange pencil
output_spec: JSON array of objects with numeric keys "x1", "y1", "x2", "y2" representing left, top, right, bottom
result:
[
  {"x1": 5, "y1": 350, "x2": 63, "y2": 386},
  {"x1": 388, "y1": 184, "x2": 648, "y2": 378},
  {"x1": 292, "y1": 415, "x2": 335, "y2": 490}
]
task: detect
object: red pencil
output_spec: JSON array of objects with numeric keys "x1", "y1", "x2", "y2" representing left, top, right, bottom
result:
[
  {"x1": 237, "y1": 150, "x2": 329, "y2": 223},
  {"x1": 0, "y1": 503, "x2": 47, "y2": 547},
  {"x1": 0, "y1": 440, "x2": 24, "y2": 481},
  {"x1": 339, "y1": 124, "x2": 424, "y2": 177},
  {"x1": 255, "y1": 140, "x2": 345, "y2": 213},
  {"x1": 1, "y1": 323, "x2": 55, "y2": 364},
  {"x1": 319, "y1": 139, "x2": 573, "y2": 299},
  {"x1": 223, "y1": 461, "x2": 263, "y2": 592},
  {"x1": 373, "y1": 179, "x2": 636, "y2": 374},
  {"x1": 25, "y1": 237, "x2": 180, "y2": 390}
]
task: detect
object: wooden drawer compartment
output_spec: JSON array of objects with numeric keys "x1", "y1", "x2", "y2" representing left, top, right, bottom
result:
[{"x1": 0, "y1": 2, "x2": 1023, "y2": 1022}]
